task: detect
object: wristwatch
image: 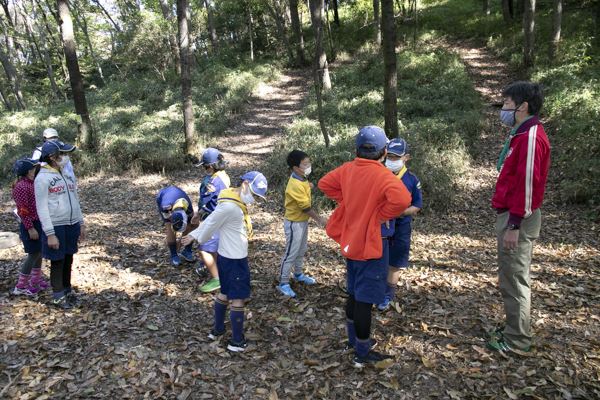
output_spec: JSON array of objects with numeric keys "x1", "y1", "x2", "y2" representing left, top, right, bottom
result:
[{"x1": 507, "y1": 224, "x2": 520, "y2": 230}]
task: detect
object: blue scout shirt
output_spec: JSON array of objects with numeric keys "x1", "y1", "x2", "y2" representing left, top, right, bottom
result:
[
  {"x1": 395, "y1": 166, "x2": 422, "y2": 226},
  {"x1": 198, "y1": 170, "x2": 230, "y2": 218},
  {"x1": 156, "y1": 186, "x2": 193, "y2": 221}
]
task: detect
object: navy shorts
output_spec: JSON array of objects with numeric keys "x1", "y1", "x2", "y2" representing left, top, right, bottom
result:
[
  {"x1": 19, "y1": 220, "x2": 42, "y2": 254},
  {"x1": 199, "y1": 232, "x2": 219, "y2": 253},
  {"x1": 389, "y1": 222, "x2": 412, "y2": 268},
  {"x1": 346, "y1": 239, "x2": 389, "y2": 304},
  {"x1": 41, "y1": 223, "x2": 80, "y2": 261},
  {"x1": 217, "y1": 254, "x2": 251, "y2": 300}
]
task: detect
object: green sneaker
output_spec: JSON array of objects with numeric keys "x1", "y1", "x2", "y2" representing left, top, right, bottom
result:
[
  {"x1": 486, "y1": 336, "x2": 531, "y2": 354},
  {"x1": 200, "y1": 278, "x2": 221, "y2": 293},
  {"x1": 486, "y1": 326, "x2": 505, "y2": 341}
]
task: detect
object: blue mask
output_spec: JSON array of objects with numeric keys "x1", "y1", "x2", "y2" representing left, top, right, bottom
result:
[{"x1": 500, "y1": 109, "x2": 516, "y2": 127}]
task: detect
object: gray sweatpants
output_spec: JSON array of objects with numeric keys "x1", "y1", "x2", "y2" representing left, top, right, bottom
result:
[
  {"x1": 279, "y1": 219, "x2": 309, "y2": 284},
  {"x1": 496, "y1": 209, "x2": 541, "y2": 350}
]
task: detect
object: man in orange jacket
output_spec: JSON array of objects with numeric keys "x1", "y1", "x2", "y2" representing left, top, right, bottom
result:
[{"x1": 318, "y1": 126, "x2": 412, "y2": 368}]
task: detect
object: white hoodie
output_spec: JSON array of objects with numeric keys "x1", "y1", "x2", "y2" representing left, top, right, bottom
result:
[{"x1": 34, "y1": 165, "x2": 84, "y2": 236}]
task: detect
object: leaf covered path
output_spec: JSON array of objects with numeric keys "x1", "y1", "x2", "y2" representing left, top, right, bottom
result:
[{"x1": 1, "y1": 51, "x2": 599, "y2": 399}]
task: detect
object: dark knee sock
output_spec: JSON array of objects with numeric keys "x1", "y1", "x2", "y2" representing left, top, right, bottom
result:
[
  {"x1": 214, "y1": 297, "x2": 228, "y2": 333},
  {"x1": 63, "y1": 254, "x2": 73, "y2": 292},
  {"x1": 345, "y1": 296, "x2": 356, "y2": 345},
  {"x1": 230, "y1": 306, "x2": 245, "y2": 343},
  {"x1": 168, "y1": 242, "x2": 177, "y2": 257},
  {"x1": 50, "y1": 259, "x2": 65, "y2": 298},
  {"x1": 354, "y1": 300, "x2": 373, "y2": 340}
]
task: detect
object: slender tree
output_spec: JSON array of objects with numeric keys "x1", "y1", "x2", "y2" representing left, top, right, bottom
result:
[
  {"x1": 58, "y1": 0, "x2": 94, "y2": 149},
  {"x1": 158, "y1": 0, "x2": 181, "y2": 74},
  {"x1": 382, "y1": 0, "x2": 398, "y2": 138},
  {"x1": 373, "y1": 0, "x2": 381, "y2": 46},
  {"x1": 523, "y1": 0, "x2": 536, "y2": 68},
  {"x1": 483, "y1": 0, "x2": 490, "y2": 15},
  {"x1": 265, "y1": 0, "x2": 294, "y2": 66},
  {"x1": 72, "y1": 3, "x2": 105, "y2": 83},
  {"x1": 248, "y1": 1, "x2": 254, "y2": 62},
  {"x1": 0, "y1": 44, "x2": 25, "y2": 109},
  {"x1": 502, "y1": 0, "x2": 514, "y2": 23},
  {"x1": 550, "y1": 0, "x2": 562, "y2": 58},
  {"x1": 309, "y1": 0, "x2": 331, "y2": 90},
  {"x1": 289, "y1": 0, "x2": 307, "y2": 65},
  {"x1": 204, "y1": 0, "x2": 218, "y2": 52},
  {"x1": 176, "y1": 0, "x2": 196, "y2": 155}
]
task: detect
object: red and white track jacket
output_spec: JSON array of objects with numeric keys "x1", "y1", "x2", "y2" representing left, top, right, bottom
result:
[{"x1": 492, "y1": 116, "x2": 551, "y2": 226}]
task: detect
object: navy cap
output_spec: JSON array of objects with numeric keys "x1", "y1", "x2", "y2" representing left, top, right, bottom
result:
[
  {"x1": 241, "y1": 171, "x2": 268, "y2": 198},
  {"x1": 387, "y1": 138, "x2": 409, "y2": 156},
  {"x1": 356, "y1": 126, "x2": 389, "y2": 152},
  {"x1": 13, "y1": 158, "x2": 40, "y2": 177},
  {"x1": 171, "y1": 210, "x2": 187, "y2": 233},
  {"x1": 195, "y1": 148, "x2": 222, "y2": 167},
  {"x1": 40, "y1": 140, "x2": 76, "y2": 160}
]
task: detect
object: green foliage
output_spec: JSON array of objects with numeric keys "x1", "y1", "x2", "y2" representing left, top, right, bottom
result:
[
  {"x1": 420, "y1": 0, "x2": 600, "y2": 207},
  {"x1": 266, "y1": 44, "x2": 481, "y2": 211},
  {"x1": 0, "y1": 61, "x2": 281, "y2": 181}
]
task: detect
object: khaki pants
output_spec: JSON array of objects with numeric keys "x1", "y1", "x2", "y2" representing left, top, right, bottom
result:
[{"x1": 496, "y1": 209, "x2": 541, "y2": 349}]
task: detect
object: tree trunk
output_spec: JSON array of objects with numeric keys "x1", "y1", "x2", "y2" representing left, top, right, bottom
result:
[
  {"x1": 90, "y1": 0, "x2": 121, "y2": 32},
  {"x1": 290, "y1": 0, "x2": 307, "y2": 66},
  {"x1": 522, "y1": 0, "x2": 535, "y2": 69},
  {"x1": 325, "y1": 0, "x2": 336, "y2": 61},
  {"x1": 73, "y1": 4, "x2": 105, "y2": 83},
  {"x1": 159, "y1": 0, "x2": 181, "y2": 74},
  {"x1": 266, "y1": 1, "x2": 295, "y2": 66},
  {"x1": 0, "y1": 81, "x2": 13, "y2": 110},
  {"x1": 177, "y1": 0, "x2": 196, "y2": 155},
  {"x1": 382, "y1": 0, "x2": 398, "y2": 138},
  {"x1": 309, "y1": 0, "x2": 331, "y2": 91},
  {"x1": 313, "y1": 67, "x2": 330, "y2": 147},
  {"x1": 502, "y1": 0, "x2": 513, "y2": 23},
  {"x1": 32, "y1": 0, "x2": 63, "y2": 100},
  {"x1": 373, "y1": 0, "x2": 381, "y2": 46},
  {"x1": 483, "y1": 0, "x2": 490, "y2": 15},
  {"x1": 331, "y1": 0, "x2": 340, "y2": 26},
  {"x1": 0, "y1": 44, "x2": 26, "y2": 110},
  {"x1": 550, "y1": 0, "x2": 562, "y2": 58},
  {"x1": 57, "y1": 0, "x2": 94, "y2": 149},
  {"x1": 248, "y1": 2, "x2": 254, "y2": 62},
  {"x1": 204, "y1": 0, "x2": 218, "y2": 53}
]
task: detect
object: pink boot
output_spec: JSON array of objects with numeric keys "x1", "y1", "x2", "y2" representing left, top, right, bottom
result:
[
  {"x1": 12, "y1": 273, "x2": 39, "y2": 296},
  {"x1": 30, "y1": 268, "x2": 50, "y2": 291}
]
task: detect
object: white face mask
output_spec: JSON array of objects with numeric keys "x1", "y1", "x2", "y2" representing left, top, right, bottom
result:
[
  {"x1": 58, "y1": 155, "x2": 69, "y2": 169},
  {"x1": 240, "y1": 188, "x2": 255, "y2": 205},
  {"x1": 303, "y1": 166, "x2": 312, "y2": 176},
  {"x1": 385, "y1": 159, "x2": 404, "y2": 173}
]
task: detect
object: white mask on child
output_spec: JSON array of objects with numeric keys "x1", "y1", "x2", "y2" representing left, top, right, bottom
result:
[
  {"x1": 240, "y1": 189, "x2": 255, "y2": 205},
  {"x1": 303, "y1": 166, "x2": 312, "y2": 176},
  {"x1": 385, "y1": 159, "x2": 404, "y2": 173},
  {"x1": 57, "y1": 155, "x2": 69, "y2": 169}
]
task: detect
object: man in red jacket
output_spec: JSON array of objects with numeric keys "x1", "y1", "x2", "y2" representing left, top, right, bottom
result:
[
  {"x1": 319, "y1": 126, "x2": 412, "y2": 367},
  {"x1": 487, "y1": 81, "x2": 550, "y2": 354}
]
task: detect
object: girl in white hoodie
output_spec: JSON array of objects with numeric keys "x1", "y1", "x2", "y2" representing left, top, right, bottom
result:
[{"x1": 35, "y1": 141, "x2": 86, "y2": 309}]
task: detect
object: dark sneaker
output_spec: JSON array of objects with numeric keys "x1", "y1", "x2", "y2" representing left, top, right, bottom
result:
[
  {"x1": 52, "y1": 295, "x2": 73, "y2": 310},
  {"x1": 208, "y1": 328, "x2": 225, "y2": 340},
  {"x1": 344, "y1": 338, "x2": 378, "y2": 352},
  {"x1": 180, "y1": 248, "x2": 196, "y2": 263},
  {"x1": 194, "y1": 264, "x2": 209, "y2": 279},
  {"x1": 227, "y1": 338, "x2": 248, "y2": 352},
  {"x1": 66, "y1": 292, "x2": 81, "y2": 307},
  {"x1": 486, "y1": 336, "x2": 531, "y2": 354},
  {"x1": 352, "y1": 350, "x2": 392, "y2": 368}
]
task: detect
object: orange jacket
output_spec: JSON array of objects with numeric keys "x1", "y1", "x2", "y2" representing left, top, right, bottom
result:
[{"x1": 318, "y1": 158, "x2": 412, "y2": 261}]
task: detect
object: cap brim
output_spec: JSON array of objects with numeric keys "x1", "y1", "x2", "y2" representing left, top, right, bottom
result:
[
  {"x1": 59, "y1": 144, "x2": 76, "y2": 152},
  {"x1": 194, "y1": 161, "x2": 205, "y2": 167},
  {"x1": 387, "y1": 150, "x2": 406, "y2": 156}
]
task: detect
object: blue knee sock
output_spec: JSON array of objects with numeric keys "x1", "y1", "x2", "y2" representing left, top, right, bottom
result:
[
  {"x1": 168, "y1": 243, "x2": 177, "y2": 257},
  {"x1": 355, "y1": 337, "x2": 371, "y2": 357},
  {"x1": 346, "y1": 319, "x2": 356, "y2": 347},
  {"x1": 184, "y1": 243, "x2": 193, "y2": 252},
  {"x1": 214, "y1": 298, "x2": 227, "y2": 333},
  {"x1": 230, "y1": 306, "x2": 245, "y2": 343}
]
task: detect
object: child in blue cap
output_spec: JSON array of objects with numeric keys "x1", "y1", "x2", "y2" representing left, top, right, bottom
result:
[
  {"x1": 182, "y1": 171, "x2": 268, "y2": 352},
  {"x1": 192, "y1": 148, "x2": 230, "y2": 293},
  {"x1": 379, "y1": 138, "x2": 423, "y2": 311},
  {"x1": 156, "y1": 185, "x2": 198, "y2": 266},
  {"x1": 11, "y1": 157, "x2": 49, "y2": 296},
  {"x1": 35, "y1": 141, "x2": 85, "y2": 309}
]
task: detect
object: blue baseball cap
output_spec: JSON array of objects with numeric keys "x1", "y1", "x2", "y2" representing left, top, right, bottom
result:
[
  {"x1": 195, "y1": 148, "x2": 222, "y2": 167},
  {"x1": 241, "y1": 171, "x2": 268, "y2": 198},
  {"x1": 387, "y1": 138, "x2": 409, "y2": 156},
  {"x1": 13, "y1": 158, "x2": 40, "y2": 177},
  {"x1": 171, "y1": 210, "x2": 188, "y2": 233},
  {"x1": 40, "y1": 140, "x2": 76, "y2": 160},
  {"x1": 356, "y1": 126, "x2": 389, "y2": 152}
]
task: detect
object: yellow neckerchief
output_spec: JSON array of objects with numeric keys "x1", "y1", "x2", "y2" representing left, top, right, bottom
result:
[
  {"x1": 217, "y1": 188, "x2": 253, "y2": 239},
  {"x1": 394, "y1": 165, "x2": 408, "y2": 180},
  {"x1": 172, "y1": 198, "x2": 190, "y2": 212},
  {"x1": 213, "y1": 170, "x2": 231, "y2": 188}
]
